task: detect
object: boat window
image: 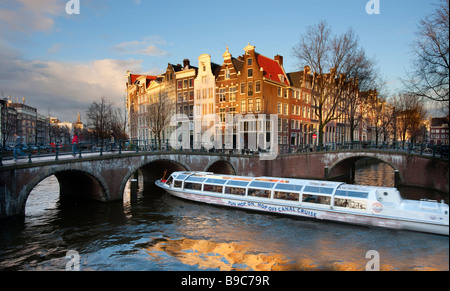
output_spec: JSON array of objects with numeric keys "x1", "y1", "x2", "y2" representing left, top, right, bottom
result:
[
  {"x1": 302, "y1": 194, "x2": 331, "y2": 205},
  {"x1": 334, "y1": 198, "x2": 367, "y2": 210},
  {"x1": 248, "y1": 188, "x2": 271, "y2": 198},
  {"x1": 335, "y1": 190, "x2": 368, "y2": 199},
  {"x1": 174, "y1": 180, "x2": 183, "y2": 188},
  {"x1": 226, "y1": 180, "x2": 250, "y2": 187},
  {"x1": 184, "y1": 182, "x2": 202, "y2": 191},
  {"x1": 205, "y1": 178, "x2": 227, "y2": 185},
  {"x1": 274, "y1": 191, "x2": 299, "y2": 201},
  {"x1": 186, "y1": 176, "x2": 207, "y2": 183},
  {"x1": 166, "y1": 176, "x2": 174, "y2": 186},
  {"x1": 177, "y1": 174, "x2": 188, "y2": 180},
  {"x1": 249, "y1": 181, "x2": 275, "y2": 189},
  {"x1": 225, "y1": 187, "x2": 246, "y2": 196},
  {"x1": 275, "y1": 183, "x2": 304, "y2": 192},
  {"x1": 303, "y1": 186, "x2": 334, "y2": 195},
  {"x1": 203, "y1": 184, "x2": 223, "y2": 193}
]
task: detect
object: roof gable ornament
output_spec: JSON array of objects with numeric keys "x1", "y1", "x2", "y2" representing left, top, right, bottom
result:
[
  {"x1": 223, "y1": 45, "x2": 232, "y2": 60},
  {"x1": 244, "y1": 43, "x2": 255, "y2": 54}
]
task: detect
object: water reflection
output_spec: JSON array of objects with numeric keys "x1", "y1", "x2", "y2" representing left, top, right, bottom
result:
[
  {"x1": 352, "y1": 158, "x2": 448, "y2": 203},
  {"x1": 0, "y1": 162, "x2": 447, "y2": 271}
]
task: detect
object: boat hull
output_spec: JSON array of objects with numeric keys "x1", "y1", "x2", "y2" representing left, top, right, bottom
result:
[{"x1": 156, "y1": 181, "x2": 449, "y2": 236}]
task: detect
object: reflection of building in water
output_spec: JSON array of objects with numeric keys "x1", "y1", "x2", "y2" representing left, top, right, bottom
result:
[{"x1": 144, "y1": 237, "x2": 290, "y2": 271}]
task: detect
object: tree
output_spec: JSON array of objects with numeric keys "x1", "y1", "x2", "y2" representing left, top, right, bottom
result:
[
  {"x1": 86, "y1": 96, "x2": 113, "y2": 142},
  {"x1": 292, "y1": 21, "x2": 376, "y2": 147},
  {"x1": 403, "y1": 0, "x2": 449, "y2": 103},
  {"x1": 147, "y1": 88, "x2": 173, "y2": 150},
  {"x1": 390, "y1": 93, "x2": 427, "y2": 145}
]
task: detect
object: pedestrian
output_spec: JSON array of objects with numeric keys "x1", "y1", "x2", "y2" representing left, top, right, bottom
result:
[
  {"x1": 13, "y1": 133, "x2": 26, "y2": 162},
  {"x1": 72, "y1": 133, "x2": 79, "y2": 157},
  {"x1": 110, "y1": 132, "x2": 115, "y2": 151}
]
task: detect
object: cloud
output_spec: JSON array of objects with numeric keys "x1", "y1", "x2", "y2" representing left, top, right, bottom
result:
[
  {"x1": 112, "y1": 36, "x2": 169, "y2": 56},
  {"x1": 0, "y1": 46, "x2": 151, "y2": 122},
  {"x1": 0, "y1": 0, "x2": 63, "y2": 34}
]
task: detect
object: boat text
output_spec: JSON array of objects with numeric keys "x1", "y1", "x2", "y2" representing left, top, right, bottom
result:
[{"x1": 227, "y1": 201, "x2": 317, "y2": 218}]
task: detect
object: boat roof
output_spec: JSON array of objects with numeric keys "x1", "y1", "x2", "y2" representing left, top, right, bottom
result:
[{"x1": 169, "y1": 171, "x2": 394, "y2": 195}]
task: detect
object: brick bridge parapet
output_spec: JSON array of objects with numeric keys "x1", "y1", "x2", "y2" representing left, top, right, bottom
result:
[{"x1": 0, "y1": 150, "x2": 448, "y2": 218}]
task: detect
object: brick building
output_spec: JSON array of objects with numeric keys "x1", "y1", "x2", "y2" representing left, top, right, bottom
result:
[{"x1": 429, "y1": 116, "x2": 449, "y2": 145}]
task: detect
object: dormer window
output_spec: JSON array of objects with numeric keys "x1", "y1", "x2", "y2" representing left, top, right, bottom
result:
[{"x1": 279, "y1": 75, "x2": 284, "y2": 83}]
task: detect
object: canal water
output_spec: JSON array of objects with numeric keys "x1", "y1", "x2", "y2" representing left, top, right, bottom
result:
[{"x1": 0, "y1": 160, "x2": 448, "y2": 271}]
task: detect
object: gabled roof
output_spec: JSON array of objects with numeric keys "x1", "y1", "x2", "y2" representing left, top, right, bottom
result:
[
  {"x1": 231, "y1": 57, "x2": 244, "y2": 73},
  {"x1": 256, "y1": 53, "x2": 289, "y2": 86},
  {"x1": 211, "y1": 62, "x2": 222, "y2": 78},
  {"x1": 287, "y1": 71, "x2": 304, "y2": 88},
  {"x1": 130, "y1": 74, "x2": 158, "y2": 86}
]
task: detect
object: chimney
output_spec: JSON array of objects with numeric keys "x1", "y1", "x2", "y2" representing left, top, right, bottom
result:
[
  {"x1": 274, "y1": 54, "x2": 283, "y2": 66},
  {"x1": 183, "y1": 59, "x2": 190, "y2": 69}
]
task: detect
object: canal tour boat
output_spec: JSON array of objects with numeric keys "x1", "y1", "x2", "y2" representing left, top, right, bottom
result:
[{"x1": 155, "y1": 171, "x2": 449, "y2": 236}]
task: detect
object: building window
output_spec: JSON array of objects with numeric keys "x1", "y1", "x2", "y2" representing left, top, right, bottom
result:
[
  {"x1": 229, "y1": 107, "x2": 236, "y2": 117},
  {"x1": 278, "y1": 87, "x2": 282, "y2": 97},
  {"x1": 226, "y1": 68, "x2": 230, "y2": 79},
  {"x1": 219, "y1": 88, "x2": 226, "y2": 102},
  {"x1": 241, "y1": 99, "x2": 246, "y2": 112},
  {"x1": 283, "y1": 103, "x2": 288, "y2": 116},
  {"x1": 248, "y1": 58, "x2": 252, "y2": 66},
  {"x1": 240, "y1": 82, "x2": 246, "y2": 94},
  {"x1": 219, "y1": 108, "x2": 226, "y2": 122},
  {"x1": 248, "y1": 68, "x2": 253, "y2": 78},
  {"x1": 277, "y1": 102, "x2": 282, "y2": 115},
  {"x1": 189, "y1": 78, "x2": 194, "y2": 88},
  {"x1": 229, "y1": 86, "x2": 237, "y2": 102},
  {"x1": 256, "y1": 98, "x2": 261, "y2": 112},
  {"x1": 255, "y1": 81, "x2": 261, "y2": 93},
  {"x1": 248, "y1": 82, "x2": 253, "y2": 96},
  {"x1": 177, "y1": 80, "x2": 182, "y2": 89},
  {"x1": 248, "y1": 99, "x2": 254, "y2": 112},
  {"x1": 209, "y1": 88, "x2": 213, "y2": 99}
]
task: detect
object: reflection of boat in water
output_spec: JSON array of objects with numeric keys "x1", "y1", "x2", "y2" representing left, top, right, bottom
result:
[{"x1": 156, "y1": 172, "x2": 449, "y2": 236}]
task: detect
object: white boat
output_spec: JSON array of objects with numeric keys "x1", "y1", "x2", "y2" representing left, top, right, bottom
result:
[{"x1": 155, "y1": 171, "x2": 449, "y2": 236}]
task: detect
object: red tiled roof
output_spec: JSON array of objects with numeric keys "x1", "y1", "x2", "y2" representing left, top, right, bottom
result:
[
  {"x1": 256, "y1": 53, "x2": 289, "y2": 86},
  {"x1": 130, "y1": 74, "x2": 158, "y2": 86}
]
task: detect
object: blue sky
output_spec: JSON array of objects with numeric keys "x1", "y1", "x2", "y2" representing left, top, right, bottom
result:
[{"x1": 0, "y1": 0, "x2": 440, "y2": 122}]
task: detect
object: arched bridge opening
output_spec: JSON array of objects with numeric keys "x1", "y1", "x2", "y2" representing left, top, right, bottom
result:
[
  {"x1": 24, "y1": 170, "x2": 108, "y2": 216},
  {"x1": 327, "y1": 156, "x2": 398, "y2": 186},
  {"x1": 205, "y1": 160, "x2": 236, "y2": 175},
  {"x1": 128, "y1": 160, "x2": 189, "y2": 194}
]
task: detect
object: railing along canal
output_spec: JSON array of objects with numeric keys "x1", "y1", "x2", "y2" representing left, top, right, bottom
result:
[{"x1": 1, "y1": 139, "x2": 448, "y2": 166}]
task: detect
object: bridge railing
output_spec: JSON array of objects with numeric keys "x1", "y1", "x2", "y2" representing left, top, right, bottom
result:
[{"x1": 1, "y1": 139, "x2": 448, "y2": 166}]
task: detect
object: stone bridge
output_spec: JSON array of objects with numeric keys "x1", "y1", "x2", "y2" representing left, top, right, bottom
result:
[{"x1": 0, "y1": 150, "x2": 448, "y2": 218}]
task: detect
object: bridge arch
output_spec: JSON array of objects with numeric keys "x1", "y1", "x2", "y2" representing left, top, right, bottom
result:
[
  {"x1": 204, "y1": 159, "x2": 237, "y2": 175},
  {"x1": 327, "y1": 154, "x2": 399, "y2": 184},
  {"x1": 21, "y1": 169, "x2": 109, "y2": 216},
  {"x1": 119, "y1": 158, "x2": 191, "y2": 197}
]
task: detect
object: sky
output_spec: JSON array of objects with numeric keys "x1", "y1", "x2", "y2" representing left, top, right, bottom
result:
[{"x1": 0, "y1": 0, "x2": 442, "y2": 123}]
